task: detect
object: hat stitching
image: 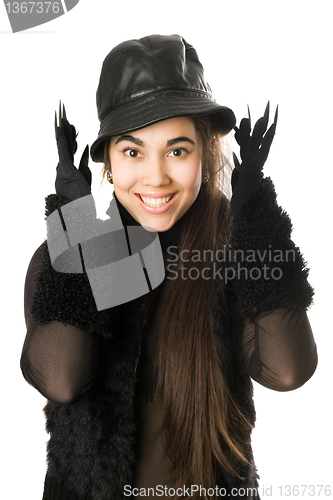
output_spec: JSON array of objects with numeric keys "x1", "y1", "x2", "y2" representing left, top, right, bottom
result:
[
  {"x1": 100, "y1": 98, "x2": 222, "y2": 128},
  {"x1": 99, "y1": 88, "x2": 216, "y2": 121}
]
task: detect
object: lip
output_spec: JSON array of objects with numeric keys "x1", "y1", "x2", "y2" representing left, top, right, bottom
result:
[
  {"x1": 136, "y1": 192, "x2": 176, "y2": 198},
  {"x1": 135, "y1": 192, "x2": 178, "y2": 214}
]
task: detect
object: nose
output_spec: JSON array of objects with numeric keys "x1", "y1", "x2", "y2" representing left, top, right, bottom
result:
[{"x1": 141, "y1": 156, "x2": 171, "y2": 187}]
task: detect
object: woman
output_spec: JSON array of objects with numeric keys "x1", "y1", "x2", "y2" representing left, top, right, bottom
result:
[{"x1": 21, "y1": 34, "x2": 318, "y2": 500}]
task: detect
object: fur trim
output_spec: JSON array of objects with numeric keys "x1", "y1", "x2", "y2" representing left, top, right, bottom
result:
[
  {"x1": 30, "y1": 194, "x2": 111, "y2": 336},
  {"x1": 44, "y1": 295, "x2": 152, "y2": 500},
  {"x1": 44, "y1": 193, "x2": 71, "y2": 218},
  {"x1": 229, "y1": 177, "x2": 314, "y2": 322}
]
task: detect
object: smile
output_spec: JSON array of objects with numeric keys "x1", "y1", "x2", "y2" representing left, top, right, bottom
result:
[
  {"x1": 139, "y1": 195, "x2": 174, "y2": 208},
  {"x1": 135, "y1": 193, "x2": 178, "y2": 214}
]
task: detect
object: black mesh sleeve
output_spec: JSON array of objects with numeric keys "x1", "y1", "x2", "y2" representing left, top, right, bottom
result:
[
  {"x1": 20, "y1": 245, "x2": 99, "y2": 404},
  {"x1": 242, "y1": 307, "x2": 318, "y2": 391}
]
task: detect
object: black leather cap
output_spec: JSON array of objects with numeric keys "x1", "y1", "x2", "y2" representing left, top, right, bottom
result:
[{"x1": 90, "y1": 34, "x2": 236, "y2": 162}]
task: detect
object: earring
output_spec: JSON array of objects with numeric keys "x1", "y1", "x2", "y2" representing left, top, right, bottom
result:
[
  {"x1": 107, "y1": 171, "x2": 113, "y2": 184},
  {"x1": 203, "y1": 170, "x2": 209, "y2": 184}
]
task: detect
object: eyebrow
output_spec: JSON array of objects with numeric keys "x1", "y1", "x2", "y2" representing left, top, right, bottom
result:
[
  {"x1": 115, "y1": 135, "x2": 144, "y2": 146},
  {"x1": 115, "y1": 135, "x2": 196, "y2": 147},
  {"x1": 166, "y1": 136, "x2": 195, "y2": 147}
]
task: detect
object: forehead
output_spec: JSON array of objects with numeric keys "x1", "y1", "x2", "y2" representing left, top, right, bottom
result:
[{"x1": 111, "y1": 116, "x2": 198, "y2": 145}]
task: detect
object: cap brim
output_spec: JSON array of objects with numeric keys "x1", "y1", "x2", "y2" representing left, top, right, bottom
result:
[{"x1": 90, "y1": 90, "x2": 236, "y2": 162}]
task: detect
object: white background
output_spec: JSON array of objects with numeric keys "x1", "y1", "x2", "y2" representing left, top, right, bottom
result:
[{"x1": 1, "y1": 1, "x2": 332, "y2": 498}]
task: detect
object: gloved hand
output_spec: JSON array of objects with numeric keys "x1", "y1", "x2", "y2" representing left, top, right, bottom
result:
[
  {"x1": 231, "y1": 102, "x2": 278, "y2": 217},
  {"x1": 55, "y1": 102, "x2": 91, "y2": 201}
]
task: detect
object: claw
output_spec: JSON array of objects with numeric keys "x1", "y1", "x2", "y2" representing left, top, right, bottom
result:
[
  {"x1": 247, "y1": 104, "x2": 251, "y2": 129},
  {"x1": 232, "y1": 152, "x2": 240, "y2": 168},
  {"x1": 263, "y1": 101, "x2": 270, "y2": 129},
  {"x1": 273, "y1": 104, "x2": 279, "y2": 128},
  {"x1": 54, "y1": 111, "x2": 58, "y2": 140}
]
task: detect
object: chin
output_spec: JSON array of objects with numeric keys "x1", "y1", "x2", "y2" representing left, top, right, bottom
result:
[{"x1": 140, "y1": 217, "x2": 176, "y2": 233}]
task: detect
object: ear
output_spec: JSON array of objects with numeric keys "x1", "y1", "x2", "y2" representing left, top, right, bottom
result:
[{"x1": 209, "y1": 137, "x2": 218, "y2": 156}]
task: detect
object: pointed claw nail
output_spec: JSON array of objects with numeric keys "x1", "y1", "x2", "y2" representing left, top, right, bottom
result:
[
  {"x1": 54, "y1": 111, "x2": 58, "y2": 139},
  {"x1": 263, "y1": 101, "x2": 270, "y2": 127},
  {"x1": 274, "y1": 105, "x2": 279, "y2": 126},
  {"x1": 232, "y1": 152, "x2": 240, "y2": 167},
  {"x1": 247, "y1": 104, "x2": 251, "y2": 128},
  {"x1": 63, "y1": 103, "x2": 67, "y2": 121}
]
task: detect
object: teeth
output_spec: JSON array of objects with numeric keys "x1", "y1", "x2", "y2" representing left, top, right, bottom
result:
[{"x1": 140, "y1": 195, "x2": 172, "y2": 208}]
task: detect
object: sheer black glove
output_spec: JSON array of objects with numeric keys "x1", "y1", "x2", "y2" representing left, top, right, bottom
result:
[
  {"x1": 231, "y1": 102, "x2": 278, "y2": 217},
  {"x1": 55, "y1": 102, "x2": 91, "y2": 201}
]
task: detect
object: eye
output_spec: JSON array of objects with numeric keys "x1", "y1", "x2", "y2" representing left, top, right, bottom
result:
[
  {"x1": 168, "y1": 148, "x2": 188, "y2": 157},
  {"x1": 123, "y1": 148, "x2": 142, "y2": 158}
]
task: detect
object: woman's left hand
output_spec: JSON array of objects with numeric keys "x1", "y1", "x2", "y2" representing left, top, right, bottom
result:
[{"x1": 231, "y1": 102, "x2": 278, "y2": 217}]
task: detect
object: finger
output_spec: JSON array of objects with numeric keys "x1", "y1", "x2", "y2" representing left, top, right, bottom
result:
[
  {"x1": 231, "y1": 170, "x2": 239, "y2": 191},
  {"x1": 253, "y1": 101, "x2": 269, "y2": 135},
  {"x1": 72, "y1": 126, "x2": 78, "y2": 155},
  {"x1": 61, "y1": 103, "x2": 72, "y2": 141},
  {"x1": 232, "y1": 152, "x2": 241, "y2": 169},
  {"x1": 60, "y1": 103, "x2": 78, "y2": 158},
  {"x1": 235, "y1": 104, "x2": 251, "y2": 142},
  {"x1": 79, "y1": 145, "x2": 92, "y2": 188},
  {"x1": 59, "y1": 100, "x2": 63, "y2": 129},
  {"x1": 273, "y1": 104, "x2": 279, "y2": 129},
  {"x1": 247, "y1": 104, "x2": 251, "y2": 129},
  {"x1": 263, "y1": 101, "x2": 270, "y2": 127},
  {"x1": 231, "y1": 153, "x2": 240, "y2": 190},
  {"x1": 54, "y1": 110, "x2": 59, "y2": 141},
  {"x1": 56, "y1": 131, "x2": 77, "y2": 168},
  {"x1": 247, "y1": 102, "x2": 270, "y2": 158},
  {"x1": 252, "y1": 102, "x2": 270, "y2": 141},
  {"x1": 239, "y1": 116, "x2": 251, "y2": 138},
  {"x1": 253, "y1": 120, "x2": 277, "y2": 167},
  {"x1": 235, "y1": 117, "x2": 251, "y2": 156},
  {"x1": 62, "y1": 102, "x2": 67, "y2": 121}
]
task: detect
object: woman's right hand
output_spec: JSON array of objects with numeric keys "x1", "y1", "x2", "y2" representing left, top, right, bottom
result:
[{"x1": 55, "y1": 102, "x2": 92, "y2": 201}]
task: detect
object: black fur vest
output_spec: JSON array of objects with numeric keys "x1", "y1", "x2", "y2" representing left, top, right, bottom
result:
[{"x1": 30, "y1": 178, "x2": 313, "y2": 500}]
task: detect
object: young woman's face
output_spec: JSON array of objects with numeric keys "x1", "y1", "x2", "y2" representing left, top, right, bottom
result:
[{"x1": 109, "y1": 117, "x2": 203, "y2": 232}]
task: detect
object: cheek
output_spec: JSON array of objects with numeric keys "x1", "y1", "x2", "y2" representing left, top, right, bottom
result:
[
  {"x1": 179, "y1": 160, "x2": 202, "y2": 192},
  {"x1": 112, "y1": 171, "x2": 134, "y2": 191},
  {"x1": 109, "y1": 154, "x2": 135, "y2": 190}
]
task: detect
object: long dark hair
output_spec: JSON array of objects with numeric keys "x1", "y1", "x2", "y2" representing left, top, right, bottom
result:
[{"x1": 103, "y1": 117, "x2": 252, "y2": 499}]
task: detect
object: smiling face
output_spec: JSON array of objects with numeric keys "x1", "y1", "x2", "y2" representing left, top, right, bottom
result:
[{"x1": 108, "y1": 117, "x2": 203, "y2": 232}]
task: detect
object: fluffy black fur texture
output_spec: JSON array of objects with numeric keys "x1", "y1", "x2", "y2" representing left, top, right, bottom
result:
[
  {"x1": 30, "y1": 178, "x2": 314, "y2": 500},
  {"x1": 229, "y1": 177, "x2": 314, "y2": 322}
]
